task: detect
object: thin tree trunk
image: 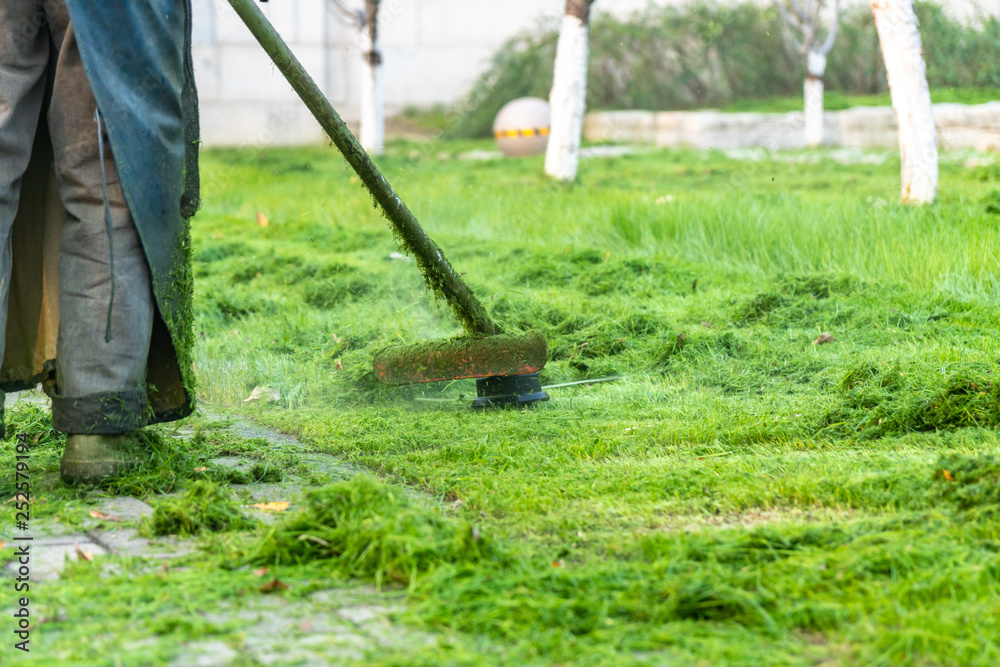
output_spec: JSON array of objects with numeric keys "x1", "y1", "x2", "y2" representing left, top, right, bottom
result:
[
  {"x1": 545, "y1": 0, "x2": 593, "y2": 183},
  {"x1": 774, "y1": 1, "x2": 841, "y2": 149},
  {"x1": 870, "y1": 0, "x2": 937, "y2": 205},
  {"x1": 360, "y1": 0, "x2": 384, "y2": 156},
  {"x1": 804, "y1": 51, "x2": 826, "y2": 148}
]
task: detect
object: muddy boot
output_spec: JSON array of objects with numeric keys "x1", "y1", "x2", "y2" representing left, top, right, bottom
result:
[{"x1": 60, "y1": 433, "x2": 143, "y2": 485}]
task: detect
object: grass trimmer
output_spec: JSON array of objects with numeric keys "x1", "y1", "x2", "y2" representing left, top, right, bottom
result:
[{"x1": 229, "y1": 0, "x2": 549, "y2": 408}]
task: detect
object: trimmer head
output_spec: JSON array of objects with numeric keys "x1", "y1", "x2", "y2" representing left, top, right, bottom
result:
[
  {"x1": 472, "y1": 372, "x2": 549, "y2": 409},
  {"x1": 372, "y1": 330, "x2": 547, "y2": 386}
]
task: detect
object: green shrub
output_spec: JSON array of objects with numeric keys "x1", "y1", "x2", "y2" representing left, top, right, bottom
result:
[{"x1": 449, "y1": 1, "x2": 1000, "y2": 138}]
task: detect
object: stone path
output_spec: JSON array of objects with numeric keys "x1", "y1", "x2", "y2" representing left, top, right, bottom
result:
[
  {"x1": 0, "y1": 390, "x2": 438, "y2": 665},
  {"x1": 173, "y1": 587, "x2": 435, "y2": 667}
]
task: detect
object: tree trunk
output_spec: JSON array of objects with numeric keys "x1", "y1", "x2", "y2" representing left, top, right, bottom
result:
[
  {"x1": 804, "y1": 51, "x2": 826, "y2": 148},
  {"x1": 773, "y1": 1, "x2": 842, "y2": 150},
  {"x1": 360, "y1": 0, "x2": 384, "y2": 156},
  {"x1": 870, "y1": 0, "x2": 937, "y2": 205},
  {"x1": 545, "y1": 0, "x2": 593, "y2": 183}
]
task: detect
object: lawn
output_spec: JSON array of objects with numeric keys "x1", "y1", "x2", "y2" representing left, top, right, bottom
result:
[{"x1": 4, "y1": 140, "x2": 1000, "y2": 665}]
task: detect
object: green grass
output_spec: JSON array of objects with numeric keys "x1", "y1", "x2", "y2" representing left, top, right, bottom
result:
[
  {"x1": 10, "y1": 141, "x2": 1000, "y2": 664},
  {"x1": 191, "y1": 141, "x2": 1000, "y2": 664}
]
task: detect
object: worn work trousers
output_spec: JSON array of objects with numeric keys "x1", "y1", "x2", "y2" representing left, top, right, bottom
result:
[{"x1": 0, "y1": 0, "x2": 154, "y2": 433}]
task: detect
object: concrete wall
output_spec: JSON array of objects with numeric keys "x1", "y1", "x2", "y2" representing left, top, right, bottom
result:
[
  {"x1": 582, "y1": 103, "x2": 1000, "y2": 152},
  {"x1": 193, "y1": 0, "x2": 1000, "y2": 146},
  {"x1": 195, "y1": 0, "x2": 573, "y2": 145}
]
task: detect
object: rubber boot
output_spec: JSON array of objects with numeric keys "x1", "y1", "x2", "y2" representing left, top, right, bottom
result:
[{"x1": 60, "y1": 433, "x2": 143, "y2": 485}]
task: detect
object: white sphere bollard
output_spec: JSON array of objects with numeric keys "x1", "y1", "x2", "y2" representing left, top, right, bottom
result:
[{"x1": 493, "y1": 97, "x2": 551, "y2": 157}]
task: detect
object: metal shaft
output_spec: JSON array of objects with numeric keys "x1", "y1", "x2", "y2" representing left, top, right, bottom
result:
[{"x1": 227, "y1": 0, "x2": 500, "y2": 336}]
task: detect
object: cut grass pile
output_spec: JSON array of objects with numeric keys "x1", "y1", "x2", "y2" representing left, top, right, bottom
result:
[
  {"x1": 248, "y1": 475, "x2": 500, "y2": 587},
  {"x1": 7, "y1": 141, "x2": 1000, "y2": 665},
  {"x1": 399, "y1": 513, "x2": 1000, "y2": 664},
  {"x1": 141, "y1": 480, "x2": 257, "y2": 537}
]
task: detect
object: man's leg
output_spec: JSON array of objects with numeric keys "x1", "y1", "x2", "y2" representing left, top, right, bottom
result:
[
  {"x1": 46, "y1": 13, "x2": 155, "y2": 480},
  {"x1": 0, "y1": 0, "x2": 51, "y2": 437}
]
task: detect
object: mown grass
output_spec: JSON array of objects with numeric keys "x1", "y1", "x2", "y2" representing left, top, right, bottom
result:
[
  {"x1": 9, "y1": 141, "x2": 1000, "y2": 665},
  {"x1": 187, "y1": 141, "x2": 1000, "y2": 664}
]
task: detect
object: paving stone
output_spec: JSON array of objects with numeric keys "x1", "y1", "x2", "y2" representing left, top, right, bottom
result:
[
  {"x1": 239, "y1": 482, "x2": 299, "y2": 502},
  {"x1": 96, "y1": 496, "x2": 155, "y2": 522},
  {"x1": 299, "y1": 452, "x2": 362, "y2": 479},
  {"x1": 367, "y1": 621, "x2": 437, "y2": 651},
  {"x1": 242, "y1": 612, "x2": 368, "y2": 665},
  {"x1": 309, "y1": 585, "x2": 384, "y2": 606},
  {"x1": 190, "y1": 591, "x2": 429, "y2": 666},
  {"x1": 293, "y1": 617, "x2": 345, "y2": 635},
  {"x1": 4, "y1": 388, "x2": 50, "y2": 409},
  {"x1": 170, "y1": 640, "x2": 239, "y2": 667},
  {"x1": 264, "y1": 648, "x2": 359, "y2": 666},
  {"x1": 335, "y1": 604, "x2": 387, "y2": 625},
  {"x1": 11, "y1": 518, "x2": 77, "y2": 539},
  {"x1": 252, "y1": 640, "x2": 365, "y2": 666},
  {"x1": 201, "y1": 410, "x2": 363, "y2": 479},
  {"x1": 217, "y1": 417, "x2": 306, "y2": 450},
  {"x1": 86, "y1": 527, "x2": 193, "y2": 559},
  {"x1": 210, "y1": 456, "x2": 253, "y2": 472},
  {"x1": 3, "y1": 535, "x2": 108, "y2": 581},
  {"x1": 241, "y1": 610, "x2": 300, "y2": 638}
]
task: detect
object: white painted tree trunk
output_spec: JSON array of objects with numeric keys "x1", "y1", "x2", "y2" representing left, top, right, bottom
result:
[
  {"x1": 804, "y1": 51, "x2": 827, "y2": 148},
  {"x1": 773, "y1": 1, "x2": 842, "y2": 149},
  {"x1": 360, "y1": 10, "x2": 385, "y2": 156},
  {"x1": 870, "y1": 0, "x2": 938, "y2": 205},
  {"x1": 545, "y1": 14, "x2": 590, "y2": 183}
]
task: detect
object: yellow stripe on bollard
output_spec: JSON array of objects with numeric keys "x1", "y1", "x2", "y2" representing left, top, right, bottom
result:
[{"x1": 495, "y1": 127, "x2": 551, "y2": 139}]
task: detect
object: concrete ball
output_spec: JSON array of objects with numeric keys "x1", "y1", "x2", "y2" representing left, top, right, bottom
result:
[{"x1": 493, "y1": 97, "x2": 551, "y2": 157}]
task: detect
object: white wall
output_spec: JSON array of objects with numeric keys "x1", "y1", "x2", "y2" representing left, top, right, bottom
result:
[{"x1": 193, "y1": 0, "x2": 1000, "y2": 146}]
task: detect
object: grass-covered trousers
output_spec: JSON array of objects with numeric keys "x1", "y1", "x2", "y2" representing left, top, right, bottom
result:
[{"x1": 0, "y1": 0, "x2": 154, "y2": 435}]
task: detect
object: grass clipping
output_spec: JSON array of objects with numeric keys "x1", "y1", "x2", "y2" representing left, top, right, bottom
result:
[
  {"x1": 142, "y1": 481, "x2": 257, "y2": 536},
  {"x1": 248, "y1": 476, "x2": 496, "y2": 587}
]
